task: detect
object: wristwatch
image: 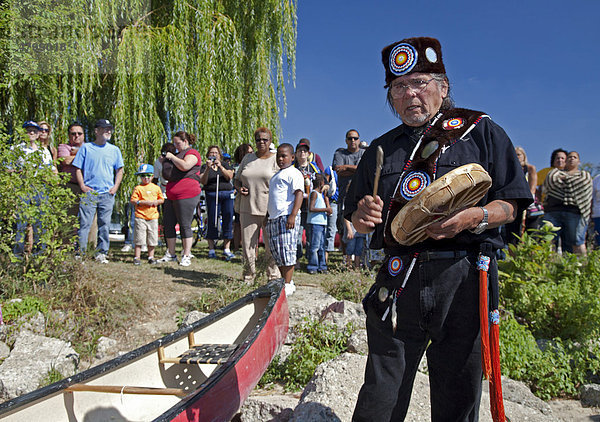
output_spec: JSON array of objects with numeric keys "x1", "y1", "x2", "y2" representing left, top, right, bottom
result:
[{"x1": 470, "y1": 206, "x2": 488, "y2": 235}]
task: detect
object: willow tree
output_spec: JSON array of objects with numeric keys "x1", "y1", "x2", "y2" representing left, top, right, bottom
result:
[{"x1": 0, "y1": 0, "x2": 297, "y2": 199}]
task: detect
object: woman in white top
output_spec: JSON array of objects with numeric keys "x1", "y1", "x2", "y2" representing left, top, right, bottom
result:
[{"x1": 234, "y1": 127, "x2": 280, "y2": 284}]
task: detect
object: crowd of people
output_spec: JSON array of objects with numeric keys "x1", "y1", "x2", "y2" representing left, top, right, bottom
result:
[
  {"x1": 10, "y1": 118, "x2": 380, "y2": 286},
  {"x1": 506, "y1": 146, "x2": 596, "y2": 255},
  {"x1": 12, "y1": 115, "x2": 600, "y2": 271}
]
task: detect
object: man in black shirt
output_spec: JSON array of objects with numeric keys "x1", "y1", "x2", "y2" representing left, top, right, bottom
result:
[{"x1": 348, "y1": 37, "x2": 532, "y2": 421}]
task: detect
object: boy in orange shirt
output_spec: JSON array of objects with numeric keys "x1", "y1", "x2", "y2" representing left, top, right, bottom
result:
[{"x1": 130, "y1": 164, "x2": 164, "y2": 265}]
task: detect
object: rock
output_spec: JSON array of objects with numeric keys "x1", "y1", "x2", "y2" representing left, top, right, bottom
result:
[
  {"x1": 346, "y1": 329, "x2": 367, "y2": 354},
  {"x1": 238, "y1": 394, "x2": 298, "y2": 422},
  {"x1": 295, "y1": 353, "x2": 366, "y2": 421},
  {"x1": 17, "y1": 311, "x2": 46, "y2": 336},
  {"x1": 287, "y1": 287, "x2": 337, "y2": 327},
  {"x1": 406, "y1": 372, "x2": 554, "y2": 421},
  {"x1": 494, "y1": 377, "x2": 551, "y2": 414},
  {"x1": 285, "y1": 287, "x2": 338, "y2": 343},
  {"x1": 182, "y1": 310, "x2": 208, "y2": 326},
  {"x1": 320, "y1": 300, "x2": 365, "y2": 331},
  {"x1": 290, "y1": 402, "x2": 341, "y2": 422},
  {"x1": 580, "y1": 384, "x2": 600, "y2": 407},
  {"x1": 282, "y1": 352, "x2": 558, "y2": 422},
  {"x1": 417, "y1": 354, "x2": 428, "y2": 374},
  {"x1": 0, "y1": 330, "x2": 79, "y2": 399},
  {"x1": 95, "y1": 336, "x2": 118, "y2": 360},
  {"x1": 0, "y1": 325, "x2": 8, "y2": 343},
  {"x1": 0, "y1": 341, "x2": 9, "y2": 360}
]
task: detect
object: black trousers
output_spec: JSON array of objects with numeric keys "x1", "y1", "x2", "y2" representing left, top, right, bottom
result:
[{"x1": 353, "y1": 253, "x2": 487, "y2": 422}]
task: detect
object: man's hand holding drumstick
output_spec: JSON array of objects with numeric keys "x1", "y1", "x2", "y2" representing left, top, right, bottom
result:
[{"x1": 352, "y1": 146, "x2": 384, "y2": 234}]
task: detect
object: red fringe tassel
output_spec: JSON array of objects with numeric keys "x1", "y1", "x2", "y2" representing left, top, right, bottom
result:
[
  {"x1": 479, "y1": 269, "x2": 491, "y2": 379},
  {"x1": 489, "y1": 319, "x2": 505, "y2": 422}
]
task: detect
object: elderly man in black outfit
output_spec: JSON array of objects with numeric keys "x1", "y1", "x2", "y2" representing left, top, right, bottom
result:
[{"x1": 347, "y1": 37, "x2": 532, "y2": 421}]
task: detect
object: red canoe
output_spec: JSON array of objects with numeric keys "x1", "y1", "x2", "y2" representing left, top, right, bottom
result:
[{"x1": 0, "y1": 280, "x2": 289, "y2": 421}]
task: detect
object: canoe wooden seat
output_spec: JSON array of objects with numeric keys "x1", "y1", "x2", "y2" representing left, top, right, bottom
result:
[{"x1": 158, "y1": 333, "x2": 238, "y2": 364}]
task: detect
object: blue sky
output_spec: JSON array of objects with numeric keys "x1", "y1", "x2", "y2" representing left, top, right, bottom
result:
[{"x1": 280, "y1": 0, "x2": 600, "y2": 173}]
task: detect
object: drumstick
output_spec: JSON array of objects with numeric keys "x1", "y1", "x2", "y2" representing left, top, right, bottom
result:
[{"x1": 373, "y1": 146, "x2": 384, "y2": 198}]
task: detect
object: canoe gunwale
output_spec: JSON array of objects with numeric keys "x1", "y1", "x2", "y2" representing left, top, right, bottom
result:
[{"x1": 0, "y1": 279, "x2": 287, "y2": 420}]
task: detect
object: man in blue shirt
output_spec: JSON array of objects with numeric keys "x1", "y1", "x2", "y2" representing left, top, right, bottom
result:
[{"x1": 73, "y1": 119, "x2": 124, "y2": 262}]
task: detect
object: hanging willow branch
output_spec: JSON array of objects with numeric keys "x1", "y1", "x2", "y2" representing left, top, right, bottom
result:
[{"x1": 1, "y1": 0, "x2": 297, "y2": 204}]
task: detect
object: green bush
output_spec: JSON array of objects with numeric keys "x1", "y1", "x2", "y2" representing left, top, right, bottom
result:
[
  {"x1": 500, "y1": 313, "x2": 600, "y2": 400},
  {"x1": 259, "y1": 317, "x2": 353, "y2": 391},
  {"x1": 0, "y1": 137, "x2": 78, "y2": 297},
  {"x1": 498, "y1": 224, "x2": 600, "y2": 399},
  {"x1": 499, "y1": 224, "x2": 600, "y2": 341}
]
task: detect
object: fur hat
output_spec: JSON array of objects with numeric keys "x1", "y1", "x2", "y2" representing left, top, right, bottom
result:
[{"x1": 381, "y1": 37, "x2": 445, "y2": 87}]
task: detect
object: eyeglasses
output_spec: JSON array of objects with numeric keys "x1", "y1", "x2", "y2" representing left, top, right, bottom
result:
[
  {"x1": 390, "y1": 78, "x2": 435, "y2": 98},
  {"x1": 255, "y1": 138, "x2": 270, "y2": 143},
  {"x1": 346, "y1": 136, "x2": 359, "y2": 141},
  {"x1": 40, "y1": 128, "x2": 50, "y2": 133}
]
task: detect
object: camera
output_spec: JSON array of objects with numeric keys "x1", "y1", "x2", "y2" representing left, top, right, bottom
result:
[
  {"x1": 208, "y1": 157, "x2": 216, "y2": 162},
  {"x1": 161, "y1": 151, "x2": 167, "y2": 158}
]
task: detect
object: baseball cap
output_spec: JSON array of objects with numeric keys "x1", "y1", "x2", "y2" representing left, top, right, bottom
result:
[
  {"x1": 135, "y1": 163, "x2": 154, "y2": 175},
  {"x1": 95, "y1": 119, "x2": 114, "y2": 129},
  {"x1": 22, "y1": 121, "x2": 41, "y2": 131},
  {"x1": 296, "y1": 139, "x2": 310, "y2": 151}
]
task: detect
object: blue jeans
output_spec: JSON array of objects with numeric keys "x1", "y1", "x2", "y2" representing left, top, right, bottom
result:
[
  {"x1": 124, "y1": 202, "x2": 135, "y2": 246},
  {"x1": 79, "y1": 192, "x2": 115, "y2": 254},
  {"x1": 326, "y1": 202, "x2": 338, "y2": 251},
  {"x1": 307, "y1": 224, "x2": 327, "y2": 272},
  {"x1": 205, "y1": 190, "x2": 234, "y2": 239},
  {"x1": 353, "y1": 253, "x2": 484, "y2": 421},
  {"x1": 543, "y1": 210, "x2": 580, "y2": 253}
]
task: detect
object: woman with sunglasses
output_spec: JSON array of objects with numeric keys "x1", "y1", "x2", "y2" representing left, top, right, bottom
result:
[
  {"x1": 37, "y1": 121, "x2": 57, "y2": 162},
  {"x1": 234, "y1": 127, "x2": 280, "y2": 284}
]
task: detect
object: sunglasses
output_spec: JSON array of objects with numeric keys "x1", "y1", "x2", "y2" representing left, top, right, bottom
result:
[
  {"x1": 40, "y1": 128, "x2": 50, "y2": 133},
  {"x1": 346, "y1": 136, "x2": 359, "y2": 141},
  {"x1": 255, "y1": 138, "x2": 270, "y2": 143},
  {"x1": 70, "y1": 132, "x2": 84, "y2": 136}
]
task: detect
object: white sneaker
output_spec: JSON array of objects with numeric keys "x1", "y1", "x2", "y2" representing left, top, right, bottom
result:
[
  {"x1": 141, "y1": 245, "x2": 148, "y2": 252},
  {"x1": 121, "y1": 244, "x2": 132, "y2": 252},
  {"x1": 157, "y1": 252, "x2": 177, "y2": 263},
  {"x1": 95, "y1": 253, "x2": 109, "y2": 264},
  {"x1": 284, "y1": 280, "x2": 296, "y2": 296},
  {"x1": 179, "y1": 254, "x2": 192, "y2": 267}
]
